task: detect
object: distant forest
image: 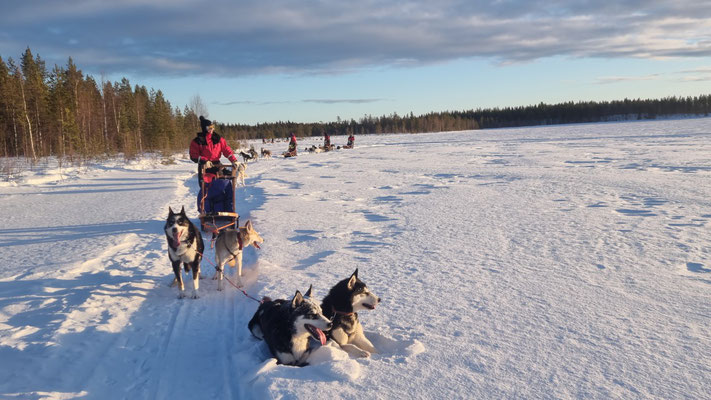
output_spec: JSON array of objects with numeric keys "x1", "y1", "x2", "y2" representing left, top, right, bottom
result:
[{"x1": 1, "y1": 47, "x2": 710, "y2": 159}]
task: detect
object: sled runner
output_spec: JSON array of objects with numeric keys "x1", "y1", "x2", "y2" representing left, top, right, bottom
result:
[{"x1": 198, "y1": 163, "x2": 239, "y2": 233}]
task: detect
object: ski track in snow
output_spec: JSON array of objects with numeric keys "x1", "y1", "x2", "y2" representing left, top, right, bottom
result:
[{"x1": 1, "y1": 118, "x2": 710, "y2": 399}]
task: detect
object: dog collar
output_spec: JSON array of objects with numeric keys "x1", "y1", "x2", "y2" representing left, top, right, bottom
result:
[{"x1": 332, "y1": 306, "x2": 354, "y2": 316}]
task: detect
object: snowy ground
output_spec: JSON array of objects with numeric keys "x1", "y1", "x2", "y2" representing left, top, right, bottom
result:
[{"x1": 0, "y1": 118, "x2": 710, "y2": 399}]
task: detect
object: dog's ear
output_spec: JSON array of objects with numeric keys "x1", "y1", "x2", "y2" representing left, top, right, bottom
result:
[
  {"x1": 168, "y1": 206, "x2": 174, "y2": 215},
  {"x1": 245, "y1": 220, "x2": 253, "y2": 230},
  {"x1": 347, "y1": 272, "x2": 358, "y2": 290},
  {"x1": 291, "y1": 290, "x2": 304, "y2": 308},
  {"x1": 180, "y1": 206, "x2": 186, "y2": 215},
  {"x1": 304, "y1": 284, "x2": 313, "y2": 298}
]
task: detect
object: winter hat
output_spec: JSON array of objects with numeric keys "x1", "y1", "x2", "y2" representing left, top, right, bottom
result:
[{"x1": 199, "y1": 116, "x2": 213, "y2": 133}]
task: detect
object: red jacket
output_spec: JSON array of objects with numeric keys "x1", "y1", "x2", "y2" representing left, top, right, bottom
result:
[{"x1": 189, "y1": 132, "x2": 237, "y2": 164}]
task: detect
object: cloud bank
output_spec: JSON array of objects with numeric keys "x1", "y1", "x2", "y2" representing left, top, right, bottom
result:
[{"x1": 2, "y1": 0, "x2": 710, "y2": 77}]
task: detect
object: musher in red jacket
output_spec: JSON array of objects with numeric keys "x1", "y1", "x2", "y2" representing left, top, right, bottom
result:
[
  {"x1": 284, "y1": 132, "x2": 297, "y2": 157},
  {"x1": 189, "y1": 116, "x2": 238, "y2": 184}
]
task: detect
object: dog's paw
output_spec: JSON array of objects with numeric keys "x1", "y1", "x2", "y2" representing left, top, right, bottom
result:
[
  {"x1": 191, "y1": 291, "x2": 200, "y2": 299},
  {"x1": 357, "y1": 350, "x2": 371, "y2": 358},
  {"x1": 177, "y1": 291, "x2": 186, "y2": 299}
]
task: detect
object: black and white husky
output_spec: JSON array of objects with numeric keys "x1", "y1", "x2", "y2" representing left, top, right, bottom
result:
[
  {"x1": 164, "y1": 206, "x2": 204, "y2": 299},
  {"x1": 321, "y1": 269, "x2": 381, "y2": 357},
  {"x1": 248, "y1": 287, "x2": 332, "y2": 366}
]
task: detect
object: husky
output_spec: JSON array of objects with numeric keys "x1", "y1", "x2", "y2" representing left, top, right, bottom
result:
[
  {"x1": 260, "y1": 148, "x2": 272, "y2": 158},
  {"x1": 249, "y1": 147, "x2": 259, "y2": 160},
  {"x1": 305, "y1": 145, "x2": 322, "y2": 153},
  {"x1": 239, "y1": 150, "x2": 254, "y2": 162},
  {"x1": 234, "y1": 162, "x2": 247, "y2": 186},
  {"x1": 321, "y1": 269, "x2": 380, "y2": 357},
  {"x1": 248, "y1": 287, "x2": 332, "y2": 366},
  {"x1": 164, "y1": 206, "x2": 204, "y2": 299},
  {"x1": 212, "y1": 220, "x2": 264, "y2": 290}
]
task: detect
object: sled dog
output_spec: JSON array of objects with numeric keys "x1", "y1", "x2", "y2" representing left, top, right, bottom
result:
[
  {"x1": 248, "y1": 288, "x2": 332, "y2": 366},
  {"x1": 321, "y1": 269, "x2": 380, "y2": 357},
  {"x1": 239, "y1": 150, "x2": 254, "y2": 162},
  {"x1": 164, "y1": 206, "x2": 204, "y2": 299},
  {"x1": 261, "y1": 148, "x2": 272, "y2": 158},
  {"x1": 212, "y1": 220, "x2": 264, "y2": 290},
  {"x1": 249, "y1": 148, "x2": 259, "y2": 160},
  {"x1": 305, "y1": 145, "x2": 323, "y2": 153},
  {"x1": 234, "y1": 162, "x2": 247, "y2": 186}
]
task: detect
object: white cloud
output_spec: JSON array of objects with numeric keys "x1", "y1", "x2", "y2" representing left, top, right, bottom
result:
[
  {"x1": 2, "y1": 0, "x2": 711, "y2": 76},
  {"x1": 594, "y1": 74, "x2": 662, "y2": 85}
]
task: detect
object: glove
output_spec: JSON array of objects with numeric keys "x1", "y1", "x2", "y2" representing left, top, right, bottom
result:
[{"x1": 204, "y1": 160, "x2": 214, "y2": 169}]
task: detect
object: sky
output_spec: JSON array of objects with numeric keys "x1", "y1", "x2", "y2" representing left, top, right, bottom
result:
[{"x1": 1, "y1": 0, "x2": 711, "y2": 125}]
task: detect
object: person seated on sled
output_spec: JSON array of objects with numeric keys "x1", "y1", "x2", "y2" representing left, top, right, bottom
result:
[
  {"x1": 189, "y1": 116, "x2": 238, "y2": 185},
  {"x1": 323, "y1": 133, "x2": 331, "y2": 150},
  {"x1": 285, "y1": 132, "x2": 297, "y2": 156},
  {"x1": 345, "y1": 133, "x2": 354, "y2": 148}
]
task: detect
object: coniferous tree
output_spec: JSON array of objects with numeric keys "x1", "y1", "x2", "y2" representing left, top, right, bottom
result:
[{"x1": 1, "y1": 47, "x2": 710, "y2": 160}]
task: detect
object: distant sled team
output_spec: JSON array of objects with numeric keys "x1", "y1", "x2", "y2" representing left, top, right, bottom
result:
[{"x1": 281, "y1": 133, "x2": 355, "y2": 157}]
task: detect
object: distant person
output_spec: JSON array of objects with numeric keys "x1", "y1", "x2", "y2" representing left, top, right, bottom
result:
[
  {"x1": 324, "y1": 133, "x2": 331, "y2": 150},
  {"x1": 284, "y1": 132, "x2": 297, "y2": 157},
  {"x1": 189, "y1": 116, "x2": 238, "y2": 185},
  {"x1": 345, "y1": 134, "x2": 354, "y2": 148}
]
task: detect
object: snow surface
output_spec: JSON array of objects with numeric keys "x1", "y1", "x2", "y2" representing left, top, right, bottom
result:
[{"x1": 0, "y1": 118, "x2": 710, "y2": 399}]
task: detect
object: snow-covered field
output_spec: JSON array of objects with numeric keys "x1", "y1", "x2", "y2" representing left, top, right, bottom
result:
[{"x1": 0, "y1": 118, "x2": 709, "y2": 399}]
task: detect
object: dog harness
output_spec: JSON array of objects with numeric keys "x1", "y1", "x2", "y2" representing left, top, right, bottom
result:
[
  {"x1": 331, "y1": 306, "x2": 354, "y2": 316},
  {"x1": 217, "y1": 235, "x2": 243, "y2": 273}
]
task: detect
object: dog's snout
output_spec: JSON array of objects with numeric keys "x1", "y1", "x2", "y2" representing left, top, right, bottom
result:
[{"x1": 171, "y1": 227, "x2": 177, "y2": 233}]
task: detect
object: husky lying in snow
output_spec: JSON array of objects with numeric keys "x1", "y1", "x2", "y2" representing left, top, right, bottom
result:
[
  {"x1": 248, "y1": 287, "x2": 332, "y2": 366},
  {"x1": 164, "y1": 206, "x2": 204, "y2": 299},
  {"x1": 321, "y1": 269, "x2": 381, "y2": 357},
  {"x1": 212, "y1": 220, "x2": 264, "y2": 290}
]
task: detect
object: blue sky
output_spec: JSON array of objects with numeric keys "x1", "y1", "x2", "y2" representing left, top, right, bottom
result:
[{"x1": 1, "y1": 0, "x2": 710, "y2": 125}]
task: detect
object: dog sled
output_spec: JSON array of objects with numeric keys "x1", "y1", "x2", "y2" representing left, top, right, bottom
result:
[{"x1": 198, "y1": 162, "x2": 239, "y2": 233}]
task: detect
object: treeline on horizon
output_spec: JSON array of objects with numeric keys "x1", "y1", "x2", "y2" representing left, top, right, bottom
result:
[{"x1": 1, "y1": 47, "x2": 710, "y2": 160}]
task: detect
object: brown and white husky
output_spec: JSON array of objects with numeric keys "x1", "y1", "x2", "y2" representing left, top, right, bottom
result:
[{"x1": 212, "y1": 220, "x2": 264, "y2": 290}]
